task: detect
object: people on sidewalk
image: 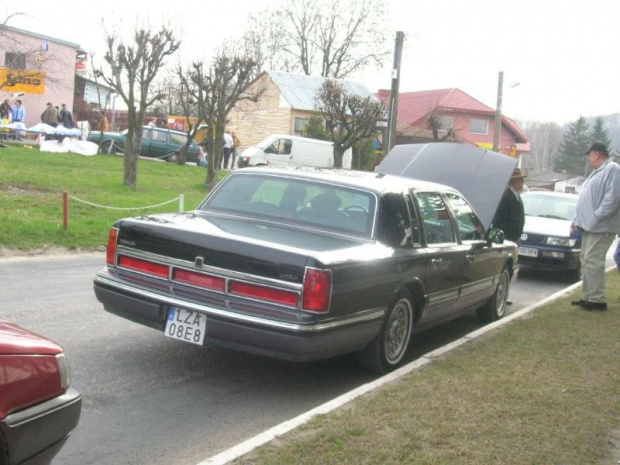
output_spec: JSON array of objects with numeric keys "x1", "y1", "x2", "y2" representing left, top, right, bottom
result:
[{"x1": 570, "y1": 143, "x2": 620, "y2": 311}]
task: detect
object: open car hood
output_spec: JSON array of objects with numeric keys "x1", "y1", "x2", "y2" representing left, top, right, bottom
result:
[{"x1": 377, "y1": 143, "x2": 518, "y2": 231}]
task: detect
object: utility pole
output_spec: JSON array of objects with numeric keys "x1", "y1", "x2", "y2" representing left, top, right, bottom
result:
[
  {"x1": 493, "y1": 71, "x2": 504, "y2": 153},
  {"x1": 386, "y1": 31, "x2": 404, "y2": 153}
]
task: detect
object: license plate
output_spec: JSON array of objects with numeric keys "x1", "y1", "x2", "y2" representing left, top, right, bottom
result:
[
  {"x1": 165, "y1": 306, "x2": 206, "y2": 346},
  {"x1": 518, "y1": 246, "x2": 538, "y2": 258}
]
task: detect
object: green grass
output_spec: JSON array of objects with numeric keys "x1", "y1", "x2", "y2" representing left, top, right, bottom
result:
[
  {"x1": 237, "y1": 273, "x2": 620, "y2": 465},
  {"x1": 0, "y1": 146, "x2": 227, "y2": 251}
]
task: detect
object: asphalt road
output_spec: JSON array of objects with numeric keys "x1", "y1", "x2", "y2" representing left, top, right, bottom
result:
[{"x1": 0, "y1": 253, "x2": 594, "y2": 464}]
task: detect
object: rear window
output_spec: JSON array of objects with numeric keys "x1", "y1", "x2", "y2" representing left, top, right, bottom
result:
[{"x1": 202, "y1": 174, "x2": 376, "y2": 237}]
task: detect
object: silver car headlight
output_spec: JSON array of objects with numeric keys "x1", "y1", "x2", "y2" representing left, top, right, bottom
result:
[{"x1": 545, "y1": 237, "x2": 576, "y2": 247}]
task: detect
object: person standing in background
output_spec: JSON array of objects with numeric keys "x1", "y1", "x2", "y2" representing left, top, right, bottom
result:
[
  {"x1": 99, "y1": 112, "x2": 110, "y2": 132},
  {"x1": 221, "y1": 130, "x2": 233, "y2": 169},
  {"x1": 41, "y1": 102, "x2": 58, "y2": 127},
  {"x1": 570, "y1": 143, "x2": 620, "y2": 311},
  {"x1": 11, "y1": 99, "x2": 24, "y2": 124},
  {"x1": 231, "y1": 131, "x2": 241, "y2": 170},
  {"x1": 59, "y1": 104, "x2": 73, "y2": 128},
  {"x1": 493, "y1": 168, "x2": 526, "y2": 243}
]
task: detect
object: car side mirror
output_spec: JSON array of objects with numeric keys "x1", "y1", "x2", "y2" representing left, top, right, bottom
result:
[{"x1": 487, "y1": 227, "x2": 505, "y2": 245}]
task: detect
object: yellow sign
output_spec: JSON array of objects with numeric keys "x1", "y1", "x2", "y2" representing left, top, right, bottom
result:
[
  {"x1": 476, "y1": 142, "x2": 494, "y2": 150},
  {"x1": 0, "y1": 68, "x2": 46, "y2": 95}
]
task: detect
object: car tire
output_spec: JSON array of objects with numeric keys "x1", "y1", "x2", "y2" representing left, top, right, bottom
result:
[
  {"x1": 101, "y1": 140, "x2": 115, "y2": 154},
  {"x1": 477, "y1": 266, "x2": 510, "y2": 322},
  {"x1": 356, "y1": 289, "x2": 414, "y2": 374},
  {"x1": 166, "y1": 152, "x2": 179, "y2": 163}
]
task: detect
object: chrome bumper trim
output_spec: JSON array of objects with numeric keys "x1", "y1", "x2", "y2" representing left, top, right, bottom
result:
[{"x1": 94, "y1": 274, "x2": 385, "y2": 333}]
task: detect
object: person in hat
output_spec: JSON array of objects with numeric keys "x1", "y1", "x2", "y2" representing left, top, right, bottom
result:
[
  {"x1": 570, "y1": 143, "x2": 620, "y2": 311},
  {"x1": 493, "y1": 167, "x2": 526, "y2": 244}
]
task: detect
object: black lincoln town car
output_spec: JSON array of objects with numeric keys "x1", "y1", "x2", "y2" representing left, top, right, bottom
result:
[{"x1": 94, "y1": 161, "x2": 518, "y2": 373}]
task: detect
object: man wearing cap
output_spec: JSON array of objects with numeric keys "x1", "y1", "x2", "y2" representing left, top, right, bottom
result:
[
  {"x1": 570, "y1": 143, "x2": 620, "y2": 311},
  {"x1": 493, "y1": 167, "x2": 526, "y2": 243}
]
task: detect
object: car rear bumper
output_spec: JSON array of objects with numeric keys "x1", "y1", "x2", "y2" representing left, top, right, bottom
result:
[
  {"x1": 518, "y1": 245, "x2": 580, "y2": 271},
  {"x1": 94, "y1": 274, "x2": 384, "y2": 362},
  {"x1": 0, "y1": 388, "x2": 81, "y2": 465}
]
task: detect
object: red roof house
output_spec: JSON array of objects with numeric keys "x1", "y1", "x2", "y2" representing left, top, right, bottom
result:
[{"x1": 376, "y1": 88, "x2": 530, "y2": 157}]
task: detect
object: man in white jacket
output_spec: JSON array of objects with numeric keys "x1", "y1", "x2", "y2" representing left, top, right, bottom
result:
[{"x1": 571, "y1": 143, "x2": 620, "y2": 311}]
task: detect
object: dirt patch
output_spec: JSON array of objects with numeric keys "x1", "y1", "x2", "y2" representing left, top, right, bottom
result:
[
  {"x1": 0, "y1": 183, "x2": 53, "y2": 196},
  {"x1": 0, "y1": 245, "x2": 105, "y2": 258}
]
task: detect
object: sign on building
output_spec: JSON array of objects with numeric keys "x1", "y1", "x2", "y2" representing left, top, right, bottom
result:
[{"x1": 0, "y1": 68, "x2": 46, "y2": 94}]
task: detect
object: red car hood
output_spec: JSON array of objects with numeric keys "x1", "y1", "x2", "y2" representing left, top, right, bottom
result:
[{"x1": 0, "y1": 320, "x2": 62, "y2": 355}]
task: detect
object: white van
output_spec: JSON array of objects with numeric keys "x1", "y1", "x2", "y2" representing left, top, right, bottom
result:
[{"x1": 237, "y1": 134, "x2": 352, "y2": 169}]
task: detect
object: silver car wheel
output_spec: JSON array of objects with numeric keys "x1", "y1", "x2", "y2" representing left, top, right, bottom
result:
[
  {"x1": 495, "y1": 269, "x2": 509, "y2": 318},
  {"x1": 384, "y1": 297, "x2": 413, "y2": 365}
]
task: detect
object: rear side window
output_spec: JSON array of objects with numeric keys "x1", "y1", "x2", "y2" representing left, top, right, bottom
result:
[
  {"x1": 444, "y1": 193, "x2": 485, "y2": 241},
  {"x1": 415, "y1": 192, "x2": 456, "y2": 245},
  {"x1": 377, "y1": 193, "x2": 415, "y2": 247}
]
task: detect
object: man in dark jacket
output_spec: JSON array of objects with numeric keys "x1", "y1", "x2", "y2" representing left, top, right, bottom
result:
[
  {"x1": 59, "y1": 103, "x2": 73, "y2": 128},
  {"x1": 493, "y1": 168, "x2": 526, "y2": 243}
]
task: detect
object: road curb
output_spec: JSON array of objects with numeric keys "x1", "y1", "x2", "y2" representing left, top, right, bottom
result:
[{"x1": 198, "y1": 274, "x2": 598, "y2": 465}]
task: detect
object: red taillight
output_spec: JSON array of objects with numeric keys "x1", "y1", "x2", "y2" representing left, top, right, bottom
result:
[
  {"x1": 302, "y1": 268, "x2": 331, "y2": 313},
  {"x1": 106, "y1": 228, "x2": 119, "y2": 266},
  {"x1": 173, "y1": 269, "x2": 226, "y2": 292},
  {"x1": 118, "y1": 256, "x2": 169, "y2": 278},
  {"x1": 230, "y1": 281, "x2": 299, "y2": 307}
]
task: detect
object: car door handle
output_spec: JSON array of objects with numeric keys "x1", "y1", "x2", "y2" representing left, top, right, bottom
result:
[
  {"x1": 465, "y1": 254, "x2": 475, "y2": 262},
  {"x1": 431, "y1": 258, "x2": 442, "y2": 267}
]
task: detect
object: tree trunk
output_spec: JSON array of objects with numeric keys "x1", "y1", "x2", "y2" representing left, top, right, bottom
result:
[
  {"x1": 333, "y1": 146, "x2": 345, "y2": 168},
  {"x1": 124, "y1": 148, "x2": 139, "y2": 189}
]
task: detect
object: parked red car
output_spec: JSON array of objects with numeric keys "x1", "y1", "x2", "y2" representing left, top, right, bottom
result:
[{"x1": 0, "y1": 320, "x2": 81, "y2": 465}]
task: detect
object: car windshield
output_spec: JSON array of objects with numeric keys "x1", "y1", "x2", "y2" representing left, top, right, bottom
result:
[
  {"x1": 522, "y1": 192, "x2": 577, "y2": 221},
  {"x1": 201, "y1": 174, "x2": 376, "y2": 237},
  {"x1": 256, "y1": 137, "x2": 278, "y2": 149}
]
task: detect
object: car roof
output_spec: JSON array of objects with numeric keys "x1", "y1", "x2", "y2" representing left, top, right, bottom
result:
[{"x1": 232, "y1": 167, "x2": 461, "y2": 195}]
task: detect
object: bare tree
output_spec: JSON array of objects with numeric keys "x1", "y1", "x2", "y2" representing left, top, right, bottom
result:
[
  {"x1": 249, "y1": 0, "x2": 389, "y2": 78},
  {"x1": 316, "y1": 79, "x2": 387, "y2": 167},
  {"x1": 172, "y1": 65, "x2": 204, "y2": 165},
  {"x1": 523, "y1": 121, "x2": 563, "y2": 172},
  {"x1": 180, "y1": 39, "x2": 264, "y2": 189},
  {"x1": 426, "y1": 110, "x2": 456, "y2": 141},
  {"x1": 95, "y1": 25, "x2": 180, "y2": 189}
]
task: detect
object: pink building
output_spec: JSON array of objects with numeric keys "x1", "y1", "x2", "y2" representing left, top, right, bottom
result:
[
  {"x1": 0, "y1": 25, "x2": 85, "y2": 127},
  {"x1": 376, "y1": 88, "x2": 530, "y2": 157}
]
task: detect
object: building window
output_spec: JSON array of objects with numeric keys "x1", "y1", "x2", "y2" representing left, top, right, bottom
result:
[
  {"x1": 565, "y1": 186, "x2": 576, "y2": 194},
  {"x1": 294, "y1": 117, "x2": 308, "y2": 135},
  {"x1": 470, "y1": 119, "x2": 488, "y2": 135},
  {"x1": 5, "y1": 52, "x2": 26, "y2": 70},
  {"x1": 439, "y1": 116, "x2": 453, "y2": 131}
]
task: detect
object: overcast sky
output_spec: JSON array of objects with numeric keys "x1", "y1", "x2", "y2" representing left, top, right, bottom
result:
[{"x1": 6, "y1": 0, "x2": 619, "y2": 125}]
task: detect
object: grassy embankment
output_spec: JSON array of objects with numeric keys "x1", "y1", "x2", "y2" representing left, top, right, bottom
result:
[
  {"x1": 237, "y1": 273, "x2": 620, "y2": 465},
  {"x1": 0, "y1": 146, "x2": 224, "y2": 251}
]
